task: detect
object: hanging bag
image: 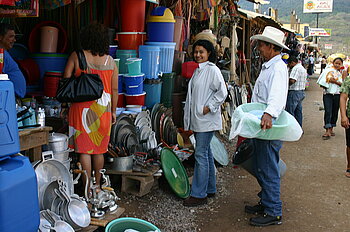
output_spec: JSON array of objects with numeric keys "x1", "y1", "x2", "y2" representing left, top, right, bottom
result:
[{"x1": 56, "y1": 50, "x2": 104, "y2": 103}]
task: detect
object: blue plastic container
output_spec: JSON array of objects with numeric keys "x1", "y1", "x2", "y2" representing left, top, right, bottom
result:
[
  {"x1": 148, "y1": 22, "x2": 175, "y2": 42},
  {"x1": 0, "y1": 155, "x2": 40, "y2": 232},
  {"x1": 109, "y1": 45, "x2": 118, "y2": 59},
  {"x1": 31, "y1": 53, "x2": 68, "y2": 89},
  {"x1": 139, "y1": 45, "x2": 160, "y2": 79},
  {"x1": 0, "y1": 75, "x2": 20, "y2": 158},
  {"x1": 116, "y1": 50, "x2": 138, "y2": 74},
  {"x1": 118, "y1": 74, "x2": 124, "y2": 93},
  {"x1": 145, "y1": 42, "x2": 175, "y2": 73},
  {"x1": 123, "y1": 73, "x2": 144, "y2": 95},
  {"x1": 126, "y1": 58, "x2": 142, "y2": 75},
  {"x1": 143, "y1": 78, "x2": 162, "y2": 109},
  {"x1": 147, "y1": 6, "x2": 175, "y2": 42}
]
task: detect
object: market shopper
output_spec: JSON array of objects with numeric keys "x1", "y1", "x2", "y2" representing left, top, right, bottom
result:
[
  {"x1": 307, "y1": 54, "x2": 315, "y2": 75},
  {"x1": 183, "y1": 39, "x2": 227, "y2": 207},
  {"x1": 245, "y1": 26, "x2": 289, "y2": 226},
  {"x1": 63, "y1": 22, "x2": 118, "y2": 192},
  {"x1": 340, "y1": 69, "x2": 350, "y2": 177},
  {"x1": 0, "y1": 23, "x2": 26, "y2": 98},
  {"x1": 286, "y1": 56, "x2": 307, "y2": 127},
  {"x1": 321, "y1": 57, "x2": 346, "y2": 140}
]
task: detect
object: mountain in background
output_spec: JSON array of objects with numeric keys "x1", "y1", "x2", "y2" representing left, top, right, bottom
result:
[{"x1": 238, "y1": 0, "x2": 350, "y2": 55}]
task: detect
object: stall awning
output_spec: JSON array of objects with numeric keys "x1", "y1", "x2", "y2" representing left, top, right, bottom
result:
[
  {"x1": 238, "y1": 8, "x2": 272, "y2": 20},
  {"x1": 244, "y1": 0, "x2": 270, "y2": 4},
  {"x1": 281, "y1": 25, "x2": 296, "y2": 33}
]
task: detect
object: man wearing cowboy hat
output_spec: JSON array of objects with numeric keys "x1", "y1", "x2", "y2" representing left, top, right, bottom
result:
[{"x1": 244, "y1": 26, "x2": 289, "y2": 226}]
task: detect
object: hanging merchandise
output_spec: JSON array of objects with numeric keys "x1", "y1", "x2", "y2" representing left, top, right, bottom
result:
[{"x1": 42, "y1": 0, "x2": 71, "y2": 9}]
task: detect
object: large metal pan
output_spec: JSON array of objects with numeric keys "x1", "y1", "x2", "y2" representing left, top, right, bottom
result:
[{"x1": 35, "y1": 152, "x2": 73, "y2": 210}]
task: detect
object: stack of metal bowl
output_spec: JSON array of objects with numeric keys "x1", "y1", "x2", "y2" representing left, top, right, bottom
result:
[{"x1": 47, "y1": 132, "x2": 71, "y2": 170}]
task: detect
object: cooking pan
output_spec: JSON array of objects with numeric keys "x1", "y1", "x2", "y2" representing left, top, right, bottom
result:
[{"x1": 35, "y1": 152, "x2": 73, "y2": 210}]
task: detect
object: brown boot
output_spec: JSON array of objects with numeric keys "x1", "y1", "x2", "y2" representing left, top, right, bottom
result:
[{"x1": 183, "y1": 196, "x2": 208, "y2": 207}]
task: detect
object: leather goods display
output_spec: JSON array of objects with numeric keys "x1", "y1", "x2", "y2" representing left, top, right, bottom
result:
[{"x1": 56, "y1": 50, "x2": 104, "y2": 103}]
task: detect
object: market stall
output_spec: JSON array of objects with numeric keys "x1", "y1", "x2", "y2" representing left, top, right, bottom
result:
[{"x1": 0, "y1": 0, "x2": 298, "y2": 231}]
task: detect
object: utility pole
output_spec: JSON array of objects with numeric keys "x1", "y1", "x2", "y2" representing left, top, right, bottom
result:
[{"x1": 315, "y1": 13, "x2": 319, "y2": 45}]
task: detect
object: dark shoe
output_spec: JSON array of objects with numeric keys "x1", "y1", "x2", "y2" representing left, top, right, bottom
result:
[
  {"x1": 183, "y1": 196, "x2": 207, "y2": 207},
  {"x1": 207, "y1": 193, "x2": 216, "y2": 198},
  {"x1": 245, "y1": 203, "x2": 265, "y2": 215},
  {"x1": 250, "y1": 213, "x2": 282, "y2": 226}
]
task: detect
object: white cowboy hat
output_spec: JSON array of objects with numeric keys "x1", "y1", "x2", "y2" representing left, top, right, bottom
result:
[{"x1": 251, "y1": 26, "x2": 289, "y2": 50}]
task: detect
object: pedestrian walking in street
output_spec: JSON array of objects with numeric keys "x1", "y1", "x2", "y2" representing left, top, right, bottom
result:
[
  {"x1": 321, "y1": 57, "x2": 346, "y2": 140},
  {"x1": 285, "y1": 56, "x2": 307, "y2": 127},
  {"x1": 307, "y1": 54, "x2": 315, "y2": 75},
  {"x1": 245, "y1": 26, "x2": 289, "y2": 227},
  {"x1": 183, "y1": 39, "x2": 227, "y2": 207}
]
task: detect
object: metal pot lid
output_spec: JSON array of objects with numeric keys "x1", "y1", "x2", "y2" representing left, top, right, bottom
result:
[
  {"x1": 160, "y1": 148, "x2": 190, "y2": 199},
  {"x1": 49, "y1": 132, "x2": 68, "y2": 142}
]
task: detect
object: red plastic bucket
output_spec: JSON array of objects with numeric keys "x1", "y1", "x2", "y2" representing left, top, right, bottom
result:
[
  {"x1": 117, "y1": 93, "x2": 125, "y2": 107},
  {"x1": 120, "y1": 0, "x2": 146, "y2": 32},
  {"x1": 125, "y1": 92, "x2": 146, "y2": 106},
  {"x1": 115, "y1": 32, "x2": 146, "y2": 50},
  {"x1": 16, "y1": 58, "x2": 40, "y2": 85},
  {"x1": 182, "y1": 61, "x2": 199, "y2": 79},
  {"x1": 44, "y1": 71, "x2": 62, "y2": 97}
]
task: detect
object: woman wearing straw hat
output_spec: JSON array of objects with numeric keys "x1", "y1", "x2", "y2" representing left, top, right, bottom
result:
[
  {"x1": 245, "y1": 26, "x2": 289, "y2": 227},
  {"x1": 183, "y1": 39, "x2": 227, "y2": 207}
]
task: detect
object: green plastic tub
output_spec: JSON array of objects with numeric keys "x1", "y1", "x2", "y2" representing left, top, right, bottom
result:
[{"x1": 105, "y1": 217, "x2": 160, "y2": 232}]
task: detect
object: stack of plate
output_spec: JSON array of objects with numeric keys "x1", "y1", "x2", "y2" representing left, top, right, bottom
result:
[
  {"x1": 110, "y1": 114, "x2": 140, "y2": 155},
  {"x1": 150, "y1": 103, "x2": 178, "y2": 146},
  {"x1": 134, "y1": 110, "x2": 157, "y2": 151}
]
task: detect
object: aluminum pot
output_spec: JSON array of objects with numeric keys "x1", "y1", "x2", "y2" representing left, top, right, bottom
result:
[
  {"x1": 48, "y1": 132, "x2": 68, "y2": 152},
  {"x1": 53, "y1": 149, "x2": 70, "y2": 162},
  {"x1": 111, "y1": 155, "x2": 134, "y2": 172}
]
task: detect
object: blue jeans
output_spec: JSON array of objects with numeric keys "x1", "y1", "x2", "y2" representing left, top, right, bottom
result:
[
  {"x1": 191, "y1": 131, "x2": 216, "y2": 198},
  {"x1": 323, "y1": 93, "x2": 340, "y2": 129},
  {"x1": 252, "y1": 138, "x2": 283, "y2": 216},
  {"x1": 286, "y1": 90, "x2": 305, "y2": 127}
]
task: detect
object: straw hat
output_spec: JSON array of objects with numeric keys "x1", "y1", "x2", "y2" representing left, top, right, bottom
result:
[
  {"x1": 194, "y1": 29, "x2": 217, "y2": 47},
  {"x1": 251, "y1": 26, "x2": 289, "y2": 50}
]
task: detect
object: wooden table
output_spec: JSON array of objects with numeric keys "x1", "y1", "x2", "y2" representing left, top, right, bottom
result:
[{"x1": 19, "y1": 126, "x2": 52, "y2": 162}]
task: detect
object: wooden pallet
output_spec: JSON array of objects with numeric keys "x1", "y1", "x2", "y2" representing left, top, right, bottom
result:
[{"x1": 81, "y1": 207, "x2": 125, "y2": 232}]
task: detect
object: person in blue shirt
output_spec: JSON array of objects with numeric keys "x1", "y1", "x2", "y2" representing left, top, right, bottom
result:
[{"x1": 0, "y1": 23, "x2": 26, "y2": 98}]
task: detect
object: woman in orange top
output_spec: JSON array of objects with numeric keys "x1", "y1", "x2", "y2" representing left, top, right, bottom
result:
[{"x1": 63, "y1": 22, "x2": 118, "y2": 190}]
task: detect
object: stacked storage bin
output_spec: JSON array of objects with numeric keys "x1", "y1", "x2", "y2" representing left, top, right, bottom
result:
[
  {"x1": 139, "y1": 45, "x2": 162, "y2": 109},
  {"x1": 0, "y1": 74, "x2": 40, "y2": 232},
  {"x1": 116, "y1": 0, "x2": 146, "y2": 110},
  {"x1": 146, "y1": 6, "x2": 176, "y2": 108},
  {"x1": 123, "y1": 58, "x2": 146, "y2": 107}
]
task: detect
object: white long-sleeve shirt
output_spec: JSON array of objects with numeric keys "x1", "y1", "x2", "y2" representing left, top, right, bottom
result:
[
  {"x1": 252, "y1": 54, "x2": 289, "y2": 118},
  {"x1": 184, "y1": 61, "x2": 228, "y2": 132}
]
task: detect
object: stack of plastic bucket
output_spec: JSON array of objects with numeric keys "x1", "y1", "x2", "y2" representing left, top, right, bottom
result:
[
  {"x1": 144, "y1": 78, "x2": 162, "y2": 109},
  {"x1": 116, "y1": 50, "x2": 137, "y2": 75},
  {"x1": 31, "y1": 53, "x2": 68, "y2": 89},
  {"x1": 0, "y1": 74, "x2": 40, "y2": 232},
  {"x1": 160, "y1": 72, "x2": 175, "y2": 107},
  {"x1": 43, "y1": 71, "x2": 62, "y2": 97},
  {"x1": 117, "y1": 0, "x2": 146, "y2": 51},
  {"x1": 123, "y1": 57, "x2": 146, "y2": 107}
]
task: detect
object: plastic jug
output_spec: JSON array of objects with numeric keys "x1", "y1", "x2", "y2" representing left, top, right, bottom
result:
[{"x1": 0, "y1": 74, "x2": 20, "y2": 158}]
